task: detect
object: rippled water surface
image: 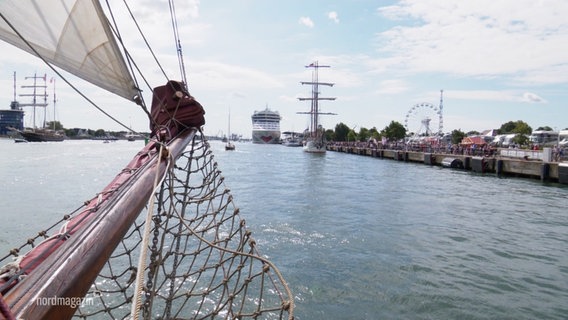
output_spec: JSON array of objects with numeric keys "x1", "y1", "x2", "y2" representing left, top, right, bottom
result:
[{"x1": 1, "y1": 139, "x2": 567, "y2": 319}]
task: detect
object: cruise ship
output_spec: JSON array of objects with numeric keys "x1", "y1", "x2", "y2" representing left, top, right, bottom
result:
[{"x1": 251, "y1": 107, "x2": 281, "y2": 144}]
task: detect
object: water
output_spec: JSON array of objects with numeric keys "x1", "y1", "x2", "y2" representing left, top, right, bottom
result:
[
  {"x1": 0, "y1": 140, "x2": 144, "y2": 238},
  {"x1": 1, "y1": 139, "x2": 567, "y2": 319}
]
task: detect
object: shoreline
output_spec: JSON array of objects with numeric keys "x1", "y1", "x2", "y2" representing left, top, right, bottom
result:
[{"x1": 327, "y1": 144, "x2": 568, "y2": 185}]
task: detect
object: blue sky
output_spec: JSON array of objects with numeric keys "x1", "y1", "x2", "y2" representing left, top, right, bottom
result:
[{"x1": 1, "y1": 0, "x2": 567, "y2": 137}]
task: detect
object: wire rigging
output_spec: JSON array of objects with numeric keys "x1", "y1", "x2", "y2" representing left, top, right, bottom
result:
[
  {"x1": 168, "y1": 0, "x2": 188, "y2": 88},
  {"x1": 0, "y1": 11, "x2": 140, "y2": 135},
  {"x1": 117, "y1": 0, "x2": 170, "y2": 84}
]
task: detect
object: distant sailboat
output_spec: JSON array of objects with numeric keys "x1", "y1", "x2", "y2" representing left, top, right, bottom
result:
[
  {"x1": 298, "y1": 61, "x2": 336, "y2": 153},
  {"x1": 225, "y1": 108, "x2": 235, "y2": 150}
]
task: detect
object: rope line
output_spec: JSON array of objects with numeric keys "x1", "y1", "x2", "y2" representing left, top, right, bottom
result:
[
  {"x1": 172, "y1": 201, "x2": 295, "y2": 319},
  {"x1": 130, "y1": 142, "x2": 171, "y2": 319},
  {"x1": 167, "y1": 0, "x2": 188, "y2": 85}
]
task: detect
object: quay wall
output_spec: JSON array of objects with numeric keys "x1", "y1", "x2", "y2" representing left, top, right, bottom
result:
[{"x1": 328, "y1": 145, "x2": 568, "y2": 185}]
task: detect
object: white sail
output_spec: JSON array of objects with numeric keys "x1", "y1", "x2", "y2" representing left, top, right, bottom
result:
[{"x1": 0, "y1": 0, "x2": 139, "y2": 101}]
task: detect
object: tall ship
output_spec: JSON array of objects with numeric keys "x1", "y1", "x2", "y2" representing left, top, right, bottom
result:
[
  {"x1": 12, "y1": 73, "x2": 64, "y2": 142},
  {"x1": 251, "y1": 107, "x2": 281, "y2": 144},
  {"x1": 298, "y1": 61, "x2": 336, "y2": 153}
]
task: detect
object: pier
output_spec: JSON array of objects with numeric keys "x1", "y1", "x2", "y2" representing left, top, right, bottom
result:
[{"x1": 327, "y1": 144, "x2": 568, "y2": 185}]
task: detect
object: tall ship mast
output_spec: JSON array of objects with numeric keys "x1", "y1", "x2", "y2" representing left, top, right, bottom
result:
[
  {"x1": 251, "y1": 106, "x2": 281, "y2": 144},
  {"x1": 15, "y1": 73, "x2": 64, "y2": 142},
  {"x1": 298, "y1": 61, "x2": 336, "y2": 153}
]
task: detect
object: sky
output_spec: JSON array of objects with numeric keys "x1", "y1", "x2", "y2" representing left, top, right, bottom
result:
[{"x1": 1, "y1": 0, "x2": 567, "y2": 138}]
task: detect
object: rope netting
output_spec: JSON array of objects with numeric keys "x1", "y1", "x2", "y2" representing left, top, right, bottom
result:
[{"x1": 0, "y1": 132, "x2": 294, "y2": 320}]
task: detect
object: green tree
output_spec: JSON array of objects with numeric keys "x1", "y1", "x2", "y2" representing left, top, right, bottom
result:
[
  {"x1": 451, "y1": 129, "x2": 466, "y2": 145},
  {"x1": 512, "y1": 134, "x2": 529, "y2": 146},
  {"x1": 64, "y1": 128, "x2": 76, "y2": 137},
  {"x1": 381, "y1": 121, "x2": 406, "y2": 141},
  {"x1": 513, "y1": 122, "x2": 532, "y2": 135},
  {"x1": 347, "y1": 130, "x2": 357, "y2": 142},
  {"x1": 334, "y1": 122, "x2": 350, "y2": 141},
  {"x1": 324, "y1": 129, "x2": 335, "y2": 141},
  {"x1": 369, "y1": 127, "x2": 380, "y2": 140},
  {"x1": 45, "y1": 121, "x2": 63, "y2": 130},
  {"x1": 357, "y1": 127, "x2": 371, "y2": 141},
  {"x1": 498, "y1": 120, "x2": 532, "y2": 135},
  {"x1": 94, "y1": 129, "x2": 107, "y2": 137},
  {"x1": 499, "y1": 121, "x2": 516, "y2": 134},
  {"x1": 536, "y1": 126, "x2": 553, "y2": 131}
]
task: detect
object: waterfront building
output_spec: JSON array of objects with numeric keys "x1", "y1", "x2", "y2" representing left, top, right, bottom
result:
[{"x1": 0, "y1": 100, "x2": 24, "y2": 136}]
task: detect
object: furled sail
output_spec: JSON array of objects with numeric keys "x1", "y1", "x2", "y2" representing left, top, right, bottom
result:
[{"x1": 0, "y1": 0, "x2": 139, "y2": 101}]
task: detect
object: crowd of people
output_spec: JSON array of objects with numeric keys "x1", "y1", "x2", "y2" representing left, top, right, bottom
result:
[{"x1": 327, "y1": 140, "x2": 567, "y2": 162}]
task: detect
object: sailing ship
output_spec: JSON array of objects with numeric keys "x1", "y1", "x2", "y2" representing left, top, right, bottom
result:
[
  {"x1": 298, "y1": 61, "x2": 336, "y2": 153},
  {"x1": 225, "y1": 109, "x2": 235, "y2": 150},
  {"x1": 12, "y1": 73, "x2": 64, "y2": 142},
  {"x1": 0, "y1": 1, "x2": 293, "y2": 320}
]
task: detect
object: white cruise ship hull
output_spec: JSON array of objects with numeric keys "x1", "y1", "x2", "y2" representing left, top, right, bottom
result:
[{"x1": 252, "y1": 130, "x2": 280, "y2": 144}]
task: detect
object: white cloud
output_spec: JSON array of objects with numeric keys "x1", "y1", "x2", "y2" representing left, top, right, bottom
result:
[
  {"x1": 376, "y1": 80, "x2": 409, "y2": 94},
  {"x1": 521, "y1": 92, "x2": 546, "y2": 103},
  {"x1": 327, "y1": 11, "x2": 339, "y2": 23},
  {"x1": 299, "y1": 17, "x2": 314, "y2": 28},
  {"x1": 375, "y1": 0, "x2": 568, "y2": 85},
  {"x1": 449, "y1": 90, "x2": 520, "y2": 102},
  {"x1": 190, "y1": 61, "x2": 284, "y2": 92},
  {"x1": 134, "y1": 0, "x2": 199, "y2": 20},
  {"x1": 447, "y1": 90, "x2": 546, "y2": 103}
]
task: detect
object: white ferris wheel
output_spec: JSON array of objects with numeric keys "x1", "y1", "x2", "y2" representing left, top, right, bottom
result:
[{"x1": 404, "y1": 91, "x2": 444, "y2": 138}]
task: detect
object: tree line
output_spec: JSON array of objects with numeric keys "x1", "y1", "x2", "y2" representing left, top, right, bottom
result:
[
  {"x1": 46, "y1": 121, "x2": 143, "y2": 138},
  {"x1": 324, "y1": 120, "x2": 566, "y2": 145}
]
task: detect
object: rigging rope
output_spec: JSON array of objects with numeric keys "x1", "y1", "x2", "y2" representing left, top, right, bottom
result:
[
  {"x1": 172, "y1": 204, "x2": 294, "y2": 317},
  {"x1": 168, "y1": 0, "x2": 188, "y2": 86},
  {"x1": 130, "y1": 142, "x2": 172, "y2": 319}
]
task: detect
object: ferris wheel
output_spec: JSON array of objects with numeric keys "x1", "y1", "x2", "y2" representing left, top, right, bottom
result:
[{"x1": 404, "y1": 102, "x2": 443, "y2": 137}]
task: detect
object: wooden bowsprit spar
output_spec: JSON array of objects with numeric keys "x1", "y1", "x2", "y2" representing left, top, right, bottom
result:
[{"x1": 3, "y1": 128, "x2": 198, "y2": 320}]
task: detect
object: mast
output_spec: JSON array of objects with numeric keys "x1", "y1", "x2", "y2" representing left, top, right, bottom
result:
[
  {"x1": 18, "y1": 74, "x2": 48, "y2": 129},
  {"x1": 12, "y1": 71, "x2": 16, "y2": 102},
  {"x1": 297, "y1": 61, "x2": 336, "y2": 138},
  {"x1": 52, "y1": 77, "x2": 57, "y2": 130},
  {"x1": 439, "y1": 89, "x2": 444, "y2": 135},
  {"x1": 228, "y1": 108, "x2": 231, "y2": 140}
]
